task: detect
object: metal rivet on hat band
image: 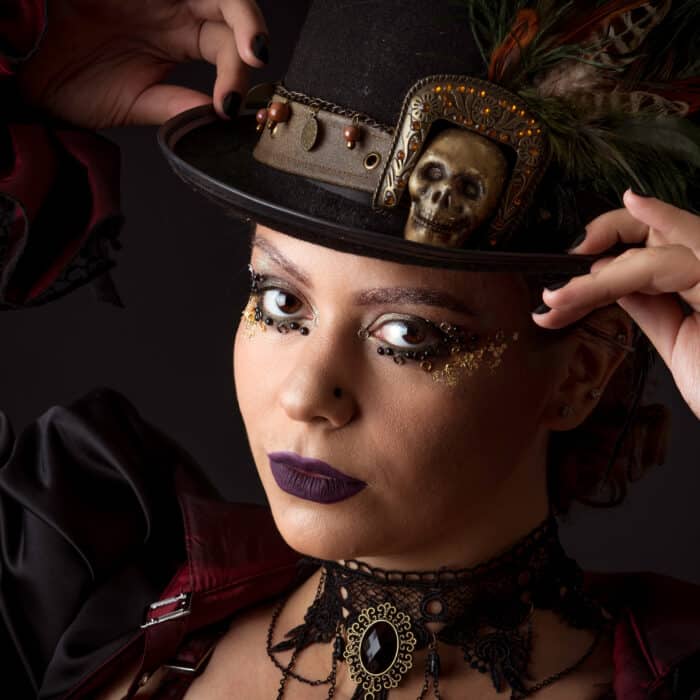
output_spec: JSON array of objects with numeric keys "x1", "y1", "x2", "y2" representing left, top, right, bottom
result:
[{"x1": 364, "y1": 152, "x2": 382, "y2": 171}]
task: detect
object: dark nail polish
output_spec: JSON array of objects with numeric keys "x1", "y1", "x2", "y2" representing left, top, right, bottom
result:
[
  {"x1": 252, "y1": 34, "x2": 269, "y2": 64},
  {"x1": 533, "y1": 303, "x2": 551, "y2": 315},
  {"x1": 630, "y1": 185, "x2": 652, "y2": 197},
  {"x1": 545, "y1": 280, "x2": 569, "y2": 292},
  {"x1": 223, "y1": 91, "x2": 242, "y2": 118},
  {"x1": 568, "y1": 232, "x2": 586, "y2": 251}
]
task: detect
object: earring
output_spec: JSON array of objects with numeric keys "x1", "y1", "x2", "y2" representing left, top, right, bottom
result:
[
  {"x1": 559, "y1": 405, "x2": 575, "y2": 418},
  {"x1": 589, "y1": 388, "x2": 603, "y2": 400}
]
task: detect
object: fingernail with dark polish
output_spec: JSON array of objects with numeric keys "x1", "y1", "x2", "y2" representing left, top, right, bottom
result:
[
  {"x1": 252, "y1": 34, "x2": 269, "y2": 64},
  {"x1": 545, "y1": 280, "x2": 569, "y2": 292},
  {"x1": 630, "y1": 185, "x2": 652, "y2": 198},
  {"x1": 533, "y1": 303, "x2": 551, "y2": 315},
  {"x1": 223, "y1": 91, "x2": 242, "y2": 118},
  {"x1": 568, "y1": 232, "x2": 587, "y2": 251}
]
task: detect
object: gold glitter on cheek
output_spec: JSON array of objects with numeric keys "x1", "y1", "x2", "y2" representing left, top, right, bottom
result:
[
  {"x1": 241, "y1": 295, "x2": 266, "y2": 338},
  {"x1": 431, "y1": 331, "x2": 520, "y2": 387}
]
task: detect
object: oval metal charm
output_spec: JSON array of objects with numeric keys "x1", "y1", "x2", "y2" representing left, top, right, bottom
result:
[{"x1": 301, "y1": 113, "x2": 320, "y2": 151}]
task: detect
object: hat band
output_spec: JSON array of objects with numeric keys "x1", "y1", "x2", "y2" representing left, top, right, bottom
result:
[{"x1": 253, "y1": 93, "x2": 394, "y2": 197}]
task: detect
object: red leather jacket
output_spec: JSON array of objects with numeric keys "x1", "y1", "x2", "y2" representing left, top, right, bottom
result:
[
  {"x1": 0, "y1": 0, "x2": 121, "y2": 309},
  {"x1": 1, "y1": 390, "x2": 700, "y2": 700}
]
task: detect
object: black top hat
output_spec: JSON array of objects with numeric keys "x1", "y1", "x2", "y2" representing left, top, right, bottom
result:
[{"x1": 159, "y1": 0, "x2": 700, "y2": 274}]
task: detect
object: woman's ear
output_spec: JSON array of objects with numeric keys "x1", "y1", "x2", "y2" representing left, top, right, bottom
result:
[{"x1": 542, "y1": 306, "x2": 635, "y2": 431}]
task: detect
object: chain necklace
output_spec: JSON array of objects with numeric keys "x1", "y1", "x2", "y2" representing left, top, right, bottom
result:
[{"x1": 266, "y1": 517, "x2": 611, "y2": 699}]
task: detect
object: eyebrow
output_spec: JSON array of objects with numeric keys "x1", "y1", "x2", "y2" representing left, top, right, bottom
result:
[
  {"x1": 355, "y1": 287, "x2": 476, "y2": 316},
  {"x1": 252, "y1": 235, "x2": 475, "y2": 316},
  {"x1": 252, "y1": 235, "x2": 312, "y2": 287}
]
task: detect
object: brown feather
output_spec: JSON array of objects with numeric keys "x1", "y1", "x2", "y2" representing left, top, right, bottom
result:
[
  {"x1": 652, "y1": 78, "x2": 700, "y2": 115},
  {"x1": 488, "y1": 9, "x2": 540, "y2": 83},
  {"x1": 536, "y1": 60, "x2": 610, "y2": 99},
  {"x1": 555, "y1": 0, "x2": 671, "y2": 57}
]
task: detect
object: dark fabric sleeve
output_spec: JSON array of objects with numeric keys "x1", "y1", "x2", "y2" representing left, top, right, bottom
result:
[
  {"x1": 0, "y1": 389, "x2": 202, "y2": 698},
  {"x1": 0, "y1": 0, "x2": 123, "y2": 310}
]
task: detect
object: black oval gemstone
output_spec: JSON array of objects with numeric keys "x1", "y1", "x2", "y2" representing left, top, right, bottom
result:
[{"x1": 360, "y1": 621, "x2": 399, "y2": 675}]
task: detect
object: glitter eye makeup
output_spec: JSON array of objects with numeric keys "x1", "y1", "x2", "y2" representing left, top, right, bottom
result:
[
  {"x1": 357, "y1": 313, "x2": 521, "y2": 383},
  {"x1": 430, "y1": 330, "x2": 521, "y2": 387},
  {"x1": 357, "y1": 314, "x2": 478, "y2": 372},
  {"x1": 242, "y1": 265, "x2": 312, "y2": 336},
  {"x1": 242, "y1": 266, "x2": 520, "y2": 383}
]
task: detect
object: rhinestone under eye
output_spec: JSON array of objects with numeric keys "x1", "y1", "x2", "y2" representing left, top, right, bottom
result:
[
  {"x1": 247, "y1": 265, "x2": 312, "y2": 337},
  {"x1": 359, "y1": 317, "x2": 471, "y2": 369}
]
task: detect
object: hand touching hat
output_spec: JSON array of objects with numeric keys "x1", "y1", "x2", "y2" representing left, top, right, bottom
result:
[
  {"x1": 534, "y1": 190, "x2": 700, "y2": 419},
  {"x1": 17, "y1": 0, "x2": 268, "y2": 127}
]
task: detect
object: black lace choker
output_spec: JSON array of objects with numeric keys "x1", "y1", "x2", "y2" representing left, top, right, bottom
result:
[{"x1": 267, "y1": 517, "x2": 610, "y2": 699}]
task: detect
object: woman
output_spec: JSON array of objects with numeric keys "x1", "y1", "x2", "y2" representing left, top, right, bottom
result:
[{"x1": 2, "y1": 1, "x2": 700, "y2": 698}]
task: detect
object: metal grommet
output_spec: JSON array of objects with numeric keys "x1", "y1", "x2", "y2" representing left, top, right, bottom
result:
[{"x1": 363, "y1": 152, "x2": 382, "y2": 171}]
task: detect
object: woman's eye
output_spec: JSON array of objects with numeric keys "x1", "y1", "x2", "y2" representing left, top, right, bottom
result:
[
  {"x1": 372, "y1": 318, "x2": 441, "y2": 350},
  {"x1": 260, "y1": 288, "x2": 304, "y2": 318}
]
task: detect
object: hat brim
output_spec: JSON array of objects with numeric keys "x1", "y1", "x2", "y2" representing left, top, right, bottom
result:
[{"x1": 158, "y1": 106, "x2": 599, "y2": 275}]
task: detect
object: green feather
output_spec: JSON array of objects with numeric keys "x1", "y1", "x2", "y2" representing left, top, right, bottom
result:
[
  {"x1": 450, "y1": 0, "x2": 700, "y2": 213},
  {"x1": 522, "y1": 90, "x2": 700, "y2": 210}
]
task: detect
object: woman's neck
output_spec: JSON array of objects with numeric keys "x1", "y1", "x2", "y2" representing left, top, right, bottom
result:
[{"x1": 356, "y1": 451, "x2": 551, "y2": 572}]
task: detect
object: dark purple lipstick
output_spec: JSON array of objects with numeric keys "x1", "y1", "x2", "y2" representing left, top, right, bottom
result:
[{"x1": 268, "y1": 452, "x2": 367, "y2": 504}]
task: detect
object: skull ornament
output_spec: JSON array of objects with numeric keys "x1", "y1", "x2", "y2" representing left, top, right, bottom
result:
[{"x1": 404, "y1": 128, "x2": 509, "y2": 248}]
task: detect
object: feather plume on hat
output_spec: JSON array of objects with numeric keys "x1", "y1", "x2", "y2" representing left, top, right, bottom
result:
[{"x1": 453, "y1": 0, "x2": 700, "y2": 212}]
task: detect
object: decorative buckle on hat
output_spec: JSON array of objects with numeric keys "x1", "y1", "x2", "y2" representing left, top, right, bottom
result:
[
  {"x1": 374, "y1": 74, "x2": 550, "y2": 248},
  {"x1": 141, "y1": 591, "x2": 192, "y2": 629}
]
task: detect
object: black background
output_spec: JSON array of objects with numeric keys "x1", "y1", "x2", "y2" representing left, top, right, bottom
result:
[{"x1": 1, "y1": 0, "x2": 699, "y2": 583}]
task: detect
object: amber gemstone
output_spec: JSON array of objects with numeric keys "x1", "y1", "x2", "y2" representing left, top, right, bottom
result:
[
  {"x1": 360, "y1": 621, "x2": 399, "y2": 675},
  {"x1": 268, "y1": 102, "x2": 291, "y2": 123}
]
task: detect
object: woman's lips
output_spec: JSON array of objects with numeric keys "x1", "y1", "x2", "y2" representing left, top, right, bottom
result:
[{"x1": 268, "y1": 451, "x2": 367, "y2": 504}]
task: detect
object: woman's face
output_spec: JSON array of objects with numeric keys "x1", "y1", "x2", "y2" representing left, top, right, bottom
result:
[{"x1": 234, "y1": 227, "x2": 563, "y2": 568}]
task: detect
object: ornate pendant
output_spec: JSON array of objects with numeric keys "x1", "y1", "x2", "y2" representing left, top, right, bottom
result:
[
  {"x1": 301, "y1": 112, "x2": 320, "y2": 151},
  {"x1": 344, "y1": 603, "x2": 416, "y2": 699}
]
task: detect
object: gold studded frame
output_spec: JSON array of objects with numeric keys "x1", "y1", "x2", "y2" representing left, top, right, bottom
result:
[
  {"x1": 344, "y1": 603, "x2": 416, "y2": 697},
  {"x1": 374, "y1": 74, "x2": 550, "y2": 247}
]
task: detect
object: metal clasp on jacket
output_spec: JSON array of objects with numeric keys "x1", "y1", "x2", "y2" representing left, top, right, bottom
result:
[
  {"x1": 162, "y1": 642, "x2": 216, "y2": 675},
  {"x1": 141, "y1": 591, "x2": 192, "y2": 629}
]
